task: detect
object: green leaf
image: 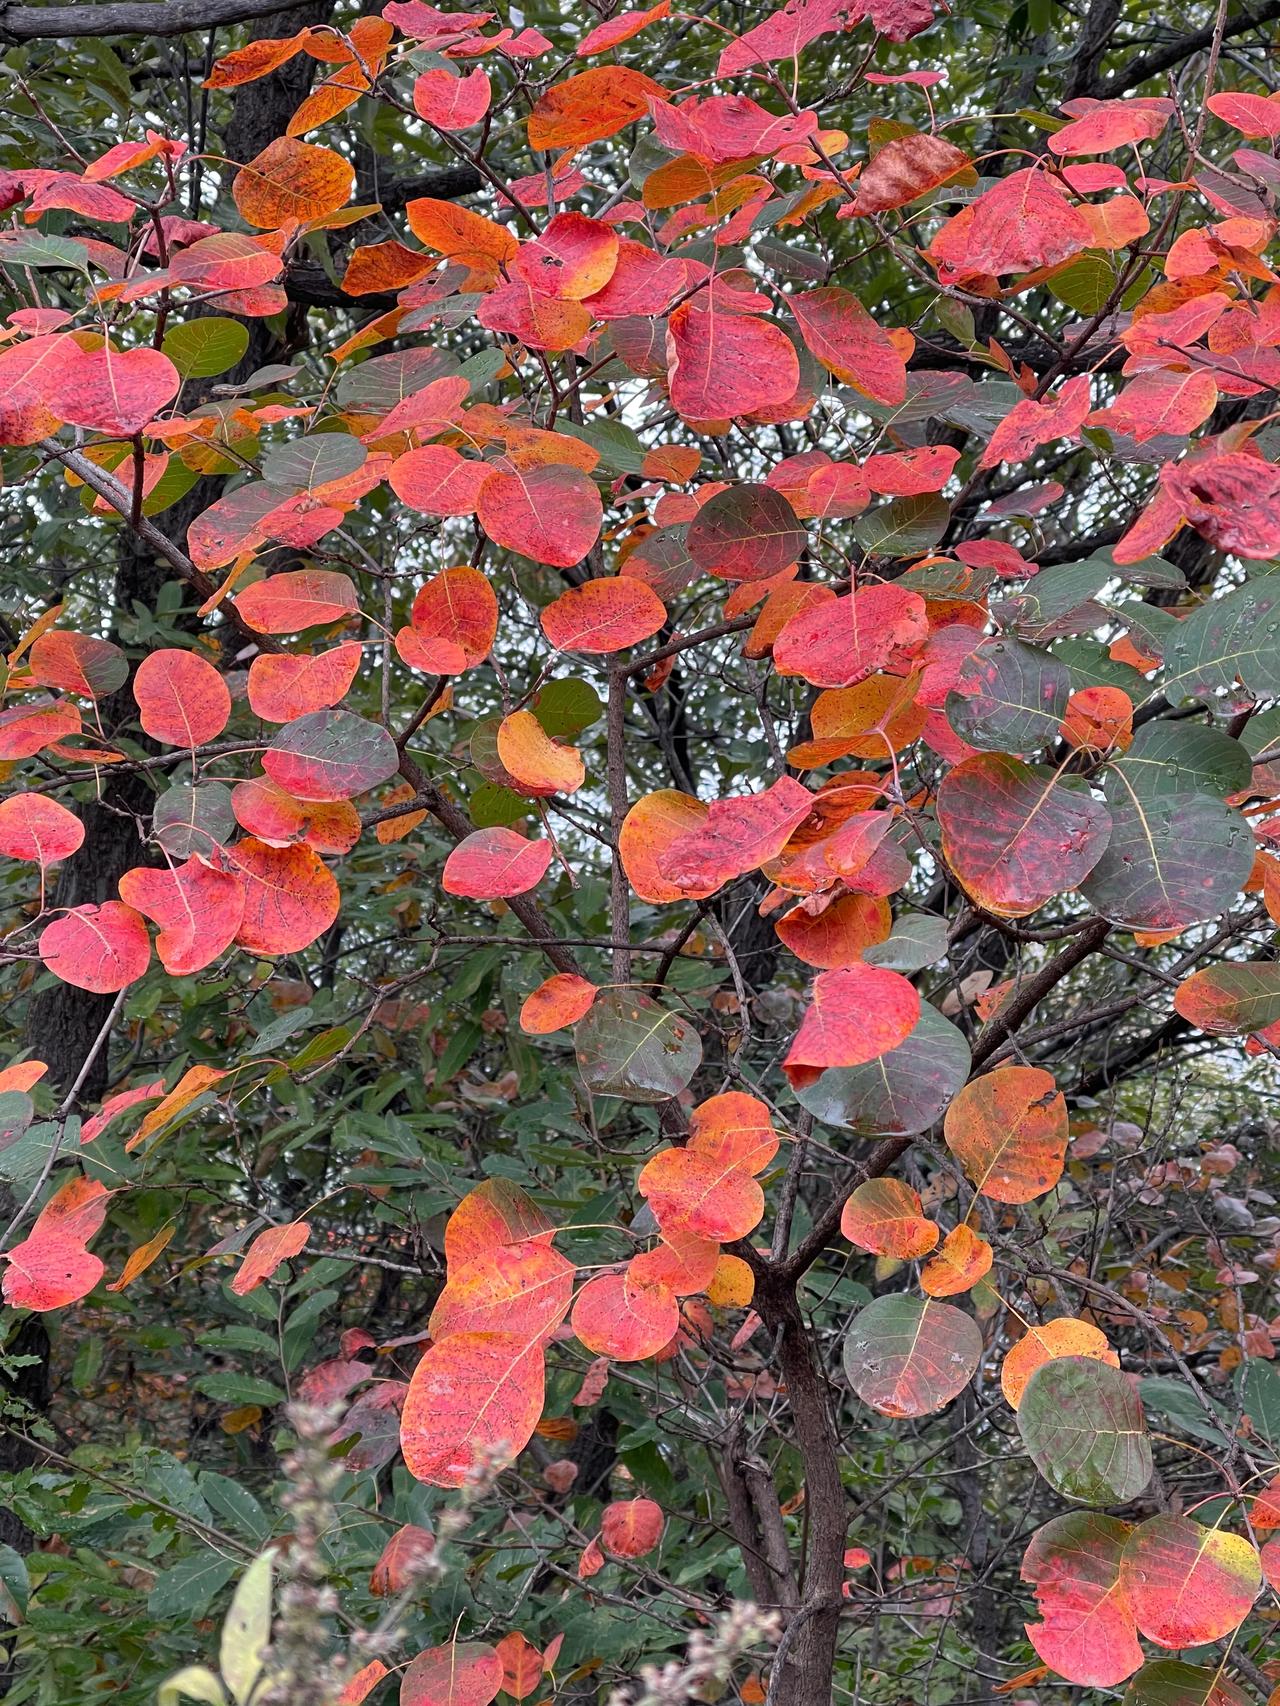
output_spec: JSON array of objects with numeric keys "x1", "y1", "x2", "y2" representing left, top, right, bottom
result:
[
  {"x1": 261, "y1": 432, "x2": 366, "y2": 493},
  {"x1": 1239, "y1": 1357, "x2": 1280, "y2": 1447},
  {"x1": 533, "y1": 677, "x2": 603, "y2": 739},
  {"x1": 575, "y1": 991, "x2": 702, "y2": 1104},
  {"x1": 1162, "y1": 578, "x2": 1280, "y2": 703},
  {"x1": 1122, "y1": 1661, "x2": 1250, "y2": 1706},
  {"x1": 1047, "y1": 254, "x2": 1116, "y2": 315},
  {"x1": 946, "y1": 638, "x2": 1070, "y2": 755},
  {"x1": 199, "y1": 1474, "x2": 270, "y2": 1543},
  {"x1": 1018, "y1": 1356, "x2": 1152, "y2": 1503},
  {"x1": 194, "y1": 1374, "x2": 288, "y2": 1406},
  {"x1": 0, "y1": 232, "x2": 89, "y2": 269},
  {"x1": 853, "y1": 493, "x2": 950, "y2": 558},
  {"x1": 1138, "y1": 1376, "x2": 1233, "y2": 1446},
  {"x1": 861, "y1": 913, "x2": 948, "y2": 973},
  {"x1": 843, "y1": 1295, "x2": 982, "y2": 1418},
  {"x1": 157, "y1": 1666, "x2": 227, "y2": 1706},
  {"x1": 557, "y1": 416, "x2": 646, "y2": 475},
  {"x1": 220, "y1": 1551, "x2": 273, "y2": 1706},
  {"x1": 793, "y1": 1002, "x2": 970, "y2": 1136},
  {"x1": 1107, "y1": 721, "x2": 1251, "y2": 801},
  {"x1": 162, "y1": 318, "x2": 250, "y2": 380},
  {"x1": 148, "y1": 1552, "x2": 238, "y2": 1619},
  {"x1": 1080, "y1": 783, "x2": 1253, "y2": 932}
]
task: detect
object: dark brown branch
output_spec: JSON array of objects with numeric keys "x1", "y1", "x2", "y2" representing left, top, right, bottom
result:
[
  {"x1": 0, "y1": 0, "x2": 305, "y2": 40},
  {"x1": 1107, "y1": 0, "x2": 1280, "y2": 94}
]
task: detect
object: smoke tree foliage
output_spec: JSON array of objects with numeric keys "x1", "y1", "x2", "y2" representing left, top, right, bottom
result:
[{"x1": 2, "y1": 0, "x2": 1280, "y2": 1699}]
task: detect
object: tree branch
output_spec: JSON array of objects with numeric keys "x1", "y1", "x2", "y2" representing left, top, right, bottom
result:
[{"x1": 0, "y1": 0, "x2": 306, "y2": 41}]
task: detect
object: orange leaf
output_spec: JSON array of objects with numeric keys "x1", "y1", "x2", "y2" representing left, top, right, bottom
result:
[
  {"x1": 519, "y1": 973, "x2": 597, "y2": 1034},
  {"x1": 400, "y1": 1331, "x2": 546, "y2": 1486},
  {"x1": 944, "y1": 1065, "x2": 1067, "y2": 1203},
  {"x1": 229, "y1": 838, "x2": 341, "y2": 954},
  {"x1": 840, "y1": 1178, "x2": 938, "y2": 1258},
  {"x1": 920, "y1": 1224, "x2": 993, "y2": 1296},
  {"x1": 601, "y1": 1496, "x2": 664, "y2": 1558},
  {"x1": 497, "y1": 710, "x2": 585, "y2": 797},
  {"x1": 541, "y1": 576, "x2": 666, "y2": 654},
  {"x1": 1000, "y1": 1317, "x2": 1118, "y2": 1410},
  {"x1": 233, "y1": 136, "x2": 354, "y2": 227},
  {"x1": 231, "y1": 1221, "x2": 309, "y2": 1294}
]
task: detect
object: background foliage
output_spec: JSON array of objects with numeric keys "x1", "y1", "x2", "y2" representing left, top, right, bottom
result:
[{"x1": 0, "y1": 0, "x2": 1279, "y2": 1704}]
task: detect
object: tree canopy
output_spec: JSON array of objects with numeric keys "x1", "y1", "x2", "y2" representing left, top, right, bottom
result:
[{"x1": 1, "y1": 1, "x2": 1280, "y2": 1704}]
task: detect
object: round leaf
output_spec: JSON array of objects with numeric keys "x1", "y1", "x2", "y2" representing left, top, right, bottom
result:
[
  {"x1": 1018, "y1": 1356, "x2": 1152, "y2": 1504},
  {"x1": 842, "y1": 1294, "x2": 981, "y2": 1418},
  {"x1": 575, "y1": 990, "x2": 702, "y2": 1104}
]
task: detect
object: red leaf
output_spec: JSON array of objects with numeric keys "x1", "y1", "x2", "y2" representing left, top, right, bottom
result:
[
  {"x1": 930, "y1": 167, "x2": 1093, "y2": 278},
  {"x1": 234, "y1": 570, "x2": 358, "y2": 634},
  {"x1": 231, "y1": 776, "x2": 360, "y2": 856},
  {"x1": 442, "y1": 828, "x2": 554, "y2": 899},
  {"x1": 412, "y1": 66, "x2": 491, "y2": 131},
  {"x1": 601, "y1": 1497, "x2": 665, "y2": 1558},
  {"x1": 401, "y1": 1642, "x2": 503, "y2": 1706},
  {"x1": 231, "y1": 1221, "x2": 310, "y2": 1294},
  {"x1": 1087, "y1": 368, "x2": 1218, "y2": 444},
  {"x1": 541, "y1": 576, "x2": 666, "y2": 653},
  {"x1": 132, "y1": 649, "x2": 230, "y2": 748},
  {"x1": 0, "y1": 793, "x2": 84, "y2": 866},
  {"x1": 657, "y1": 775, "x2": 812, "y2": 893},
  {"x1": 389, "y1": 446, "x2": 491, "y2": 518},
  {"x1": 1048, "y1": 97, "x2": 1173, "y2": 157},
  {"x1": 370, "y1": 1524, "x2": 435, "y2": 1596},
  {"x1": 1021, "y1": 1513, "x2": 1143, "y2": 1687},
  {"x1": 1206, "y1": 90, "x2": 1280, "y2": 139},
  {"x1": 39, "y1": 901, "x2": 151, "y2": 992},
  {"x1": 636, "y1": 1147, "x2": 765, "y2": 1242},
  {"x1": 0, "y1": 334, "x2": 80, "y2": 444},
  {"x1": 775, "y1": 892, "x2": 891, "y2": 967},
  {"x1": 649, "y1": 94, "x2": 817, "y2": 164},
  {"x1": 408, "y1": 566, "x2": 499, "y2": 672},
  {"x1": 789, "y1": 287, "x2": 908, "y2": 405},
  {"x1": 845, "y1": 133, "x2": 971, "y2": 215},
  {"x1": 476, "y1": 465, "x2": 602, "y2": 569},
  {"x1": 400, "y1": 1331, "x2": 546, "y2": 1486},
  {"x1": 1120, "y1": 1516, "x2": 1261, "y2": 1648},
  {"x1": 667, "y1": 296, "x2": 800, "y2": 422},
  {"x1": 782, "y1": 964, "x2": 920, "y2": 1088},
  {"x1": 936, "y1": 753, "x2": 1112, "y2": 919},
  {"x1": 0, "y1": 699, "x2": 81, "y2": 759},
  {"x1": 571, "y1": 1269, "x2": 680, "y2": 1360},
  {"x1": 512, "y1": 211, "x2": 619, "y2": 299},
  {"x1": 28, "y1": 631, "x2": 127, "y2": 698},
  {"x1": 1, "y1": 1229, "x2": 104, "y2": 1311},
  {"x1": 718, "y1": 0, "x2": 861, "y2": 75},
  {"x1": 228, "y1": 838, "x2": 341, "y2": 955},
  {"x1": 493, "y1": 1632, "x2": 546, "y2": 1701},
  {"x1": 774, "y1": 585, "x2": 928, "y2": 688},
  {"x1": 48, "y1": 343, "x2": 180, "y2": 436},
  {"x1": 118, "y1": 856, "x2": 245, "y2": 975},
  {"x1": 979, "y1": 376, "x2": 1091, "y2": 469},
  {"x1": 246, "y1": 641, "x2": 362, "y2": 722}
]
